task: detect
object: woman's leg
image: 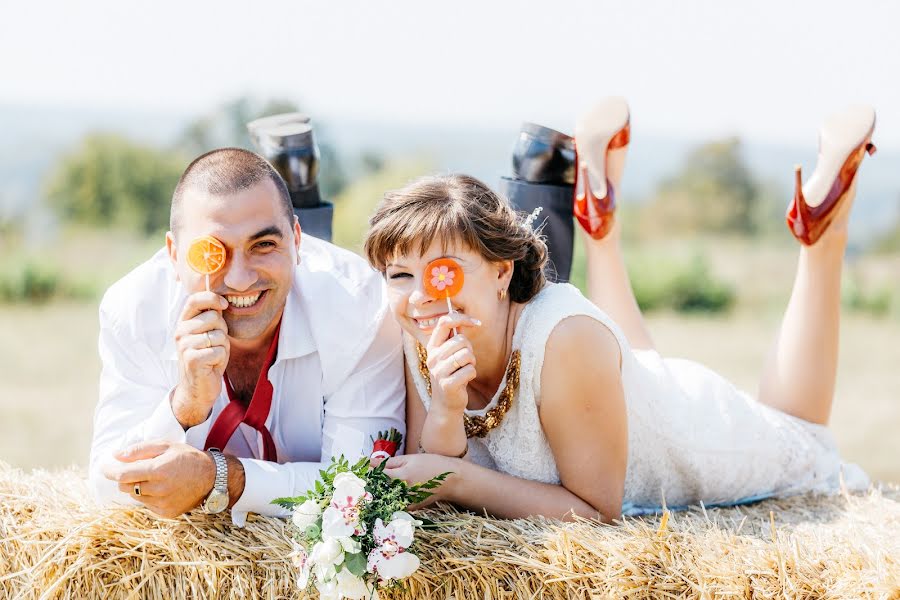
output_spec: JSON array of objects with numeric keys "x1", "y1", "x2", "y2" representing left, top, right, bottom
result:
[
  {"x1": 757, "y1": 181, "x2": 856, "y2": 425},
  {"x1": 582, "y1": 218, "x2": 656, "y2": 351},
  {"x1": 581, "y1": 137, "x2": 655, "y2": 351}
]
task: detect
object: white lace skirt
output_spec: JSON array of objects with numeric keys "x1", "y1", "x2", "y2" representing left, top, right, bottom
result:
[{"x1": 619, "y1": 350, "x2": 869, "y2": 514}]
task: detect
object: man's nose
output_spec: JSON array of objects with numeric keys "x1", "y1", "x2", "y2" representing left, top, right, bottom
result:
[{"x1": 223, "y1": 252, "x2": 258, "y2": 292}]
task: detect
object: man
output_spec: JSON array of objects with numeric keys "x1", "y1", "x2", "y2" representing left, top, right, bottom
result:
[{"x1": 89, "y1": 148, "x2": 405, "y2": 526}]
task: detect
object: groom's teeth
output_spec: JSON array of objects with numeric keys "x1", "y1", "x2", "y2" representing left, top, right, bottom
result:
[{"x1": 226, "y1": 292, "x2": 262, "y2": 308}]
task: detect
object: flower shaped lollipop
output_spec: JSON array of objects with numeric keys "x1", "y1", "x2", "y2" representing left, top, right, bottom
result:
[
  {"x1": 187, "y1": 235, "x2": 227, "y2": 291},
  {"x1": 423, "y1": 258, "x2": 464, "y2": 334}
]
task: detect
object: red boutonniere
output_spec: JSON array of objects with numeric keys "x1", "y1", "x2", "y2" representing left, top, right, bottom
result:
[{"x1": 370, "y1": 428, "x2": 403, "y2": 461}]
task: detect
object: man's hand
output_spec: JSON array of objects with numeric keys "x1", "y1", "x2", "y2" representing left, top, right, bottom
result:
[
  {"x1": 102, "y1": 441, "x2": 218, "y2": 519},
  {"x1": 171, "y1": 292, "x2": 230, "y2": 429}
]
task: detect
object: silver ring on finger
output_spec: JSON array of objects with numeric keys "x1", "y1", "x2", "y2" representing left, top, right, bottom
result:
[
  {"x1": 134, "y1": 482, "x2": 142, "y2": 497},
  {"x1": 205, "y1": 331, "x2": 213, "y2": 348}
]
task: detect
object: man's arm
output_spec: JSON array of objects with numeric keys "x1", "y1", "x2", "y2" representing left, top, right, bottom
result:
[
  {"x1": 90, "y1": 289, "x2": 229, "y2": 503},
  {"x1": 89, "y1": 296, "x2": 186, "y2": 506}
]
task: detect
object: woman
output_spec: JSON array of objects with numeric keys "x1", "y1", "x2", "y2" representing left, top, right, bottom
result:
[{"x1": 363, "y1": 100, "x2": 875, "y2": 522}]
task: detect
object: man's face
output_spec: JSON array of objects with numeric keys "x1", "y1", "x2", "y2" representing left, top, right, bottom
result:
[{"x1": 166, "y1": 179, "x2": 300, "y2": 341}]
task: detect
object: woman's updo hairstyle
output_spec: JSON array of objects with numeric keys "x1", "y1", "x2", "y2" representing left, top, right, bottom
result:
[{"x1": 364, "y1": 174, "x2": 548, "y2": 303}]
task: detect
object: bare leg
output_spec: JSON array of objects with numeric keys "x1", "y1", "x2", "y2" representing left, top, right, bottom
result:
[
  {"x1": 582, "y1": 220, "x2": 656, "y2": 351},
  {"x1": 758, "y1": 180, "x2": 856, "y2": 425}
]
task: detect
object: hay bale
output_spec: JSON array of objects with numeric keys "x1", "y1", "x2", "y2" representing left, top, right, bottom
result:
[{"x1": 1, "y1": 461, "x2": 898, "y2": 599}]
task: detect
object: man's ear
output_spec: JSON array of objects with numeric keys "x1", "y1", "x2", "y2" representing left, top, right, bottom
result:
[
  {"x1": 293, "y1": 216, "x2": 302, "y2": 264},
  {"x1": 165, "y1": 232, "x2": 180, "y2": 281}
]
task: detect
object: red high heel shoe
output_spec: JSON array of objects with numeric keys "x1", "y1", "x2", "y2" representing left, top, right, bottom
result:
[
  {"x1": 786, "y1": 105, "x2": 876, "y2": 246},
  {"x1": 573, "y1": 97, "x2": 630, "y2": 239}
]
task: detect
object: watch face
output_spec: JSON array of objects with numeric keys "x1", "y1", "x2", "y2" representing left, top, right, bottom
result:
[{"x1": 204, "y1": 489, "x2": 229, "y2": 514}]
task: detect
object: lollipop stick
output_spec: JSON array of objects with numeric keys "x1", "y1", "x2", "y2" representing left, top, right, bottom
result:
[
  {"x1": 446, "y1": 293, "x2": 458, "y2": 336},
  {"x1": 205, "y1": 273, "x2": 210, "y2": 292}
]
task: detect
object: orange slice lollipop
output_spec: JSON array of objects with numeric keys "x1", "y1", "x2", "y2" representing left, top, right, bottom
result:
[
  {"x1": 187, "y1": 235, "x2": 227, "y2": 276},
  {"x1": 424, "y1": 258, "x2": 464, "y2": 298}
]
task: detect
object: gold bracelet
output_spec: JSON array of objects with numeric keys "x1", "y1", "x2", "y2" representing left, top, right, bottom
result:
[{"x1": 418, "y1": 440, "x2": 468, "y2": 459}]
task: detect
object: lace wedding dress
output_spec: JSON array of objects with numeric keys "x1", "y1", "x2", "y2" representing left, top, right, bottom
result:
[{"x1": 403, "y1": 283, "x2": 868, "y2": 515}]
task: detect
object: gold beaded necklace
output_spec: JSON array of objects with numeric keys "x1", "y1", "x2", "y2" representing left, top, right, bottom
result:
[{"x1": 415, "y1": 342, "x2": 521, "y2": 438}]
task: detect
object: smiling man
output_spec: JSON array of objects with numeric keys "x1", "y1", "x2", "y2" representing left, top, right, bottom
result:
[{"x1": 89, "y1": 148, "x2": 404, "y2": 525}]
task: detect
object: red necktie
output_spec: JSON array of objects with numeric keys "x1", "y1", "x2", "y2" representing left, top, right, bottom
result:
[{"x1": 204, "y1": 320, "x2": 281, "y2": 462}]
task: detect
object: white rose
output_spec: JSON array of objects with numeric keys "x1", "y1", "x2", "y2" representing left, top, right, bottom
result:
[
  {"x1": 310, "y1": 538, "x2": 344, "y2": 569},
  {"x1": 335, "y1": 569, "x2": 377, "y2": 599},
  {"x1": 314, "y1": 561, "x2": 338, "y2": 585},
  {"x1": 332, "y1": 472, "x2": 368, "y2": 503},
  {"x1": 374, "y1": 551, "x2": 421, "y2": 581},
  {"x1": 322, "y1": 506, "x2": 357, "y2": 539},
  {"x1": 291, "y1": 499, "x2": 322, "y2": 530},
  {"x1": 315, "y1": 578, "x2": 340, "y2": 600}
]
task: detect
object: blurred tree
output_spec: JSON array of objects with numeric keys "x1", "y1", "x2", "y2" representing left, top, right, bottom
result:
[
  {"x1": 332, "y1": 159, "x2": 430, "y2": 253},
  {"x1": 641, "y1": 137, "x2": 772, "y2": 236},
  {"x1": 45, "y1": 134, "x2": 185, "y2": 235},
  {"x1": 360, "y1": 150, "x2": 386, "y2": 174},
  {"x1": 176, "y1": 95, "x2": 347, "y2": 200}
]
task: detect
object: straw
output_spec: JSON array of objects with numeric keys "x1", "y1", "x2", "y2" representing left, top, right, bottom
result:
[{"x1": 2, "y1": 461, "x2": 898, "y2": 599}]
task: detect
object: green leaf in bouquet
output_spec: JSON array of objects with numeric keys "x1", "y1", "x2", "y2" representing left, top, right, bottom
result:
[
  {"x1": 271, "y1": 496, "x2": 304, "y2": 509},
  {"x1": 344, "y1": 551, "x2": 367, "y2": 577}
]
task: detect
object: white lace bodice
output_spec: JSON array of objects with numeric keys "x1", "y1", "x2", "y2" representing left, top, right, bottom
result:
[{"x1": 404, "y1": 283, "x2": 868, "y2": 513}]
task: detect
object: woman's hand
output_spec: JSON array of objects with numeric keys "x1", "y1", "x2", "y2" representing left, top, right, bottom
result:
[
  {"x1": 383, "y1": 453, "x2": 460, "y2": 509},
  {"x1": 425, "y1": 313, "x2": 481, "y2": 415}
]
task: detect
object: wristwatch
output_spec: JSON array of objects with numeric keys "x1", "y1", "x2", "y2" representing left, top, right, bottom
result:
[{"x1": 202, "y1": 448, "x2": 229, "y2": 514}]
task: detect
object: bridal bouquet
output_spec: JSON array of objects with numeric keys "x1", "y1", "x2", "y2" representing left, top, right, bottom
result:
[{"x1": 273, "y1": 430, "x2": 448, "y2": 599}]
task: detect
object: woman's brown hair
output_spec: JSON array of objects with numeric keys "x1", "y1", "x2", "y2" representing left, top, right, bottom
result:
[{"x1": 364, "y1": 174, "x2": 548, "y2": 303}]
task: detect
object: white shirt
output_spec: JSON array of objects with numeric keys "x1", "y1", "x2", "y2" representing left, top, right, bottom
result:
[{"x1": 89, "y1": 235, "x2": 405, "y2": 526}]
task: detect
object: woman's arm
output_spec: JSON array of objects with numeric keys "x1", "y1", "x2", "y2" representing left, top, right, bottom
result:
[
  {"x1": 456, "y1": 315, "x2": 626, "y2": 520},
  {"x1": 390, "y1": 315, "x2": 627, "y2": 521},
  {"x1": 538, "y1": 315, "x2": 627, "y2": 522}
]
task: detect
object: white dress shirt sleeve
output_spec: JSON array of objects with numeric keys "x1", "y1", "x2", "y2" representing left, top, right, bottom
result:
[
  {"x1": 229, "y1": 310, "x2": 406, "y2": 526},
  {"x1": 88, "y1": 297, "x2": 195, "y2": 506}
]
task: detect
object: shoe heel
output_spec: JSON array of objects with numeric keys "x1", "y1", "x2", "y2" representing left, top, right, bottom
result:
[{"x1": 866, "y1": 142, "x2": 877, "y2": 156}]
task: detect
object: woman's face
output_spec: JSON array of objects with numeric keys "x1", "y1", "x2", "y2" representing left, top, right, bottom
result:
[{"x1": 384, "y1": 237, "x2": 512, "y2": 346}]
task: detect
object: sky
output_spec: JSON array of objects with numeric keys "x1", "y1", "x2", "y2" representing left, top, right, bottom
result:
[{"x1": 2, "y1": 0, "x2": 900, "y2": 148}]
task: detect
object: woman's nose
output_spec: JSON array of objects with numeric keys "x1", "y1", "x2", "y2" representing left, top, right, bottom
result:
[
  {"x1": 223, "y1": 252, "x2": 258, "y2": 292},
  {"x1": 408, "y1": 278, "x2": 431, "y2": 306}
]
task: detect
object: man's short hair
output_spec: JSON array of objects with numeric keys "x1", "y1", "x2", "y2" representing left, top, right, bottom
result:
[{"x1": 169, "y1": 148, "x2": 294, "y2": 236}]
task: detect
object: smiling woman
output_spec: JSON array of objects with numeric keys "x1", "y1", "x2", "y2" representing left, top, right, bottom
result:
[{"x1": 361, "y1": 173, "x2": 871, "y2": 525}]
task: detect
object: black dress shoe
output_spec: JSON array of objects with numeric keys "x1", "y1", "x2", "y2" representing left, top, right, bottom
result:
[
  {"x1": 511, "y1": 122, "x2": 576, "y2": 185},
  {"x1": 247, "y1": 114, "x2": 334, "y2": 241},
  {"x1": 500, "y1": 122, "x2": 577, "y2": 282}
]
